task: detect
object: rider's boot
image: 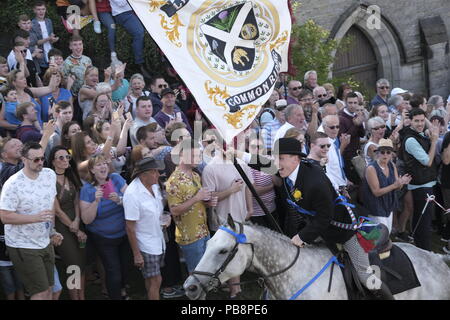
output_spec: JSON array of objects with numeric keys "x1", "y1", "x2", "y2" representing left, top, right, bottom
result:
[{"x1": 370, "y1": 282, "x2": 395, "y2": 300}]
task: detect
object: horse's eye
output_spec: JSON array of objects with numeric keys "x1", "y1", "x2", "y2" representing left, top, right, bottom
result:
[{"x1": 219, "y1": 249, "x2": 228, "y2": 254}]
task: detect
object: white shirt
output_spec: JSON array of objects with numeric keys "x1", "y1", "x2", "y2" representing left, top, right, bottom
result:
[
  {"x1": 130, "y1": 117, "x2": 157, "y2": 147},
  {"x1": 288, "y1": 164, "x2": 300, "y2": 186},
  {"x1": 38, "y1": 20, "x2": 52, "y2": 61},
  {"x1": 325, "y1": 137, "x2": 347, "y2": 189},
  {"x1": 0, "y1": 168, "x2": 57, "y2": 249},
  {"x1": 110, "y1": 0, "x2": 133, "y2": 16},
  {"x1": 272, "y1": 122, "x2": 294, "y2": 150},
  {"x1": 123, "y1": 178, "x2": 166, "y2": 255},
  {"x1": 7, "y1": 49, "x2": 33, "y2": 70}
]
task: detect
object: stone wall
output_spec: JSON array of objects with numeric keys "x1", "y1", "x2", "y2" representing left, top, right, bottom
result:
[{"x1": 292, "y1": 0, "x2": 450, "y2": 97}]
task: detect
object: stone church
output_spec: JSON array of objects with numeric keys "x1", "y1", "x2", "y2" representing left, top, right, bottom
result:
[{"x1": 293, "y1": 0, "x2": 450, "y2": 98}]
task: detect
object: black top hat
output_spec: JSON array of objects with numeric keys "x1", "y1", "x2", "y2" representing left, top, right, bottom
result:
[
  {"x1": 160, "y1": 88, "x2": 175, "y2": 98},
  {"x1": 274, "y1": 138, "x2": 307, "y2": 157},
  {"x1": 131, "y1": 157, "x2": 165, "y2": 180}
]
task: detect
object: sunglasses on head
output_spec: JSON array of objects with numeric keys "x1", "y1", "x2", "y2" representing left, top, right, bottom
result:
[
  {"x1": 379, "y1": 86, "x2": 390, "y2": 90},
  {"x1": 290, "y1": 86, "x2": 301, "y2": 91},
  {"x1": 158, "y1": 84, "x2": 168, "y2": 89},
  {"x1": 56, "y1": 154, "x2": 72, "y2": 161},
  {"x1": 26, "y1": 156, "x2": 45, "y2": 163},
  {"x1": 327, "y1": 125, "x2": 339, "y2": 130},
  {"x1": 319, "y1": 144, "x2": 331, "y2": 149},
  {"x1": 372, "y1": 125, "x2": 386, "y2": 130}
]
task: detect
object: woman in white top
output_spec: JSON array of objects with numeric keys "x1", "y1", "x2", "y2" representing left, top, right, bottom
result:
[
  {"x1": 364, "y1": 117, "x2": 386, "y2": 164},
  {"x1": 123, "y1": 74, "x2": 149, "y2": 118}
]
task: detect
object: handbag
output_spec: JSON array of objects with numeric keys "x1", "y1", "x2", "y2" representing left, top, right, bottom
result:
[{"x1": 351, "y1": 150, "x2": 366, "y2": 180}]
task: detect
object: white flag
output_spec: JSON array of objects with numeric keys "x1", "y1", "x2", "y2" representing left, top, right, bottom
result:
[{"x1": 128, "y1": 0, "x2": 292, "y2": 143}]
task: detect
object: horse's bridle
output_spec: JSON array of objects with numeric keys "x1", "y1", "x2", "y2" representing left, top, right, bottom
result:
[
  {"x1": 191, "y1": 222, "x2": 255, "y2": 293},
  {"x1": 190, "y1": 222, "x2": 300, "y2": 296}
]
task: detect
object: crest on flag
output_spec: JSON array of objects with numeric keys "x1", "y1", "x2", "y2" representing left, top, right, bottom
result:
[{"x1": 128, "y1": 0, "x2": 292, "y2": 142}]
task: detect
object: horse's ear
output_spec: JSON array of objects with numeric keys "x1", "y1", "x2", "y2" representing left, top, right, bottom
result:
[{"x1": 227, "y1": 214, "x2": 236, "y2": 231}]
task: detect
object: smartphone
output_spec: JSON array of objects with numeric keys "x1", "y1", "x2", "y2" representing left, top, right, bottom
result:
[
  {"x1": 112, "y1": 111, "x2": 120, "y2": 121},
  {"x1": 176, "y1": 112, "x2": 182, "y2": 122},
  {"x1": 49, "y1": 56, "x2": 55, "y2": 65},
  {"x1": 447, "y1": 95, "x2": 450, "y2": 102}
]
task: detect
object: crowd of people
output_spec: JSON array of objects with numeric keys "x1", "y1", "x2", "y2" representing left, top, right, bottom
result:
[{"x1": 0, "y1": 0, "x2": 449, "y2": 301}]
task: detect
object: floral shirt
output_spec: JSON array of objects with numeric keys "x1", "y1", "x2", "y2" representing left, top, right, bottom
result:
[
  {"x1": 166, "y1": 168, "x2": 209, "y2": 245},
  {"x1": 62, "y1": 55, "x2": 92, "y2": 96}
]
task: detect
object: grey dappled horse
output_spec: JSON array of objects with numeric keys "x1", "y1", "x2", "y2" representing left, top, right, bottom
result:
[{"x1": 184, "y1": 220, "x2": 450, "y2": 300}]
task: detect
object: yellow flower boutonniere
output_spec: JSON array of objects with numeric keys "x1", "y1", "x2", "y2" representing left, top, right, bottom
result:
[{"x1": 292, "y1": 189, "x2": 302, "y2": 201}]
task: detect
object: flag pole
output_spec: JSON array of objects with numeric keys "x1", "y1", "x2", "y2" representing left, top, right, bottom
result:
[{"x1": 232, "y1": 157, "x2": 284, "y2": 235}]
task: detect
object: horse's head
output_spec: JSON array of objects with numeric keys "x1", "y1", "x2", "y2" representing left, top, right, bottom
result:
[{"x1": 184, "y1": 215, "x2": 254, "y2": 300}]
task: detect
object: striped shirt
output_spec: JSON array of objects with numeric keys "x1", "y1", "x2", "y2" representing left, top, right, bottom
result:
[
  {"x1": 261, "y1": 119, "x2": 282, "y2": 151},
  {"x1": 250, "y1": 168, "x2": 276, "y2": 217}
]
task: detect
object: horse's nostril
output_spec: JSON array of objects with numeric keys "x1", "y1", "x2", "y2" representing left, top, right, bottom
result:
[{"x1": 188, "y1": 285, "x2": 198, "y2": 292}]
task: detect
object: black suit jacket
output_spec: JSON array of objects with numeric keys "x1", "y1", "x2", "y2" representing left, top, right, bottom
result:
[{"x1": 282, "y1": 160, "x2": 355, "y2": 245}]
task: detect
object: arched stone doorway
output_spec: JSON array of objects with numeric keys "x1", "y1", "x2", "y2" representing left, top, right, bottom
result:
[
  {"x1": 333, "y1": 26, "x2": 378, "y2": 92},
  {"x1": 329, "y1": 4, "x2": 404, "y2": 92}
]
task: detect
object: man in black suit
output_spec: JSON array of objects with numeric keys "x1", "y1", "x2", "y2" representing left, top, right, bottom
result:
[{"x1": 274, "y1": 138, "x2": 394, "y2": 299}]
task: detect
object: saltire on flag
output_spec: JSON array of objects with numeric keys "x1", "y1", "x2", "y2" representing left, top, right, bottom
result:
[{"x1": 128, "y1": 0, "x2": 292, "y2": 143}]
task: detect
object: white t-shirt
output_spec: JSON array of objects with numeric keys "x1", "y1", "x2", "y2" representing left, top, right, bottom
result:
[
  {"x1": 202, "y1": 156, "x2": 254, "y2": 231},
  {"x1": 272, "y1": 122, "x2": 294, "y2": 150},
  {"x1": 38, "y1": 20, "x2": 52, "y2": 62},
  {"x1": 0, "y1": 168, "x2": 57, "y2": 249},
  {"x1": 110, "y1": 0, "x2": 132, "y2": 16},
  {"x1": 7, "y1": 49, "x2": 33, "y2": 70},
  {"x1": 123, "y1": 178, "x2": 166, "y2": 255}
]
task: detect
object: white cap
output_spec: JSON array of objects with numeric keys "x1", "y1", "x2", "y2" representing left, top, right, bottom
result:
[
  {"x1": 391, "y1": 88, "x2": 408, "y2": 96},
  {"x1": 275, "y1": 99, "x2": 288, "y2": 110}
]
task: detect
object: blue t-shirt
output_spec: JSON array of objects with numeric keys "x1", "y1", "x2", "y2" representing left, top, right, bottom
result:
[
  {"x1": 5, "y1": 101, "x2": 21, "y2": 125},
  {"x1": 39, "y1": 88, "x2": 72, "y2": 122},
  {"x1": 110, "y1": 79, "x2": 129, "y2": 102},
  {"x1": 80, "y1": 173, "x2": 127, "y2": 239}
]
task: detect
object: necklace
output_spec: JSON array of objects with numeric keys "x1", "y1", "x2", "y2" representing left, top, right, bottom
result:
[
  {"x1": 55, "y1": 171, "x2": 65, "y2": 176},
  {"x1": 377, "y1": 161, "x2": 387, "y2": 170}
]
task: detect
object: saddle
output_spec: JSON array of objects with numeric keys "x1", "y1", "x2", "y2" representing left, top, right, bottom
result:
[{"x1": 336, "y1": 241, "x2": 421, "y2": 300}]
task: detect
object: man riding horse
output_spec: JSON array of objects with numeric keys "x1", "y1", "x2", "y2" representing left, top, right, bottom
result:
[{"x1": 274, "y1": 138, "x2": 395, "y2": 300}]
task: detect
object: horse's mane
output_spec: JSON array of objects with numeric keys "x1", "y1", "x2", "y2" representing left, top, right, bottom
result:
[{"x1": 243, "y1": 222, "x2": 294, "y2": 249}]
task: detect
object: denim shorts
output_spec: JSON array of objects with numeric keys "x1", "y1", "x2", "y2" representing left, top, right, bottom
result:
[
  {"x1": 0, "y1": 265, "x2": 24, "y2": 295},
  {"x1": 179, "y1": 235, "x2": 210, "y2": 273}
]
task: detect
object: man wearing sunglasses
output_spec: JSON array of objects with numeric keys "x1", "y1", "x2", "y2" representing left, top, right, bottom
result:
[
  {"x1": 306, "y1": 132, "x2": 331, "y2": 168},
  {"x1": 0, "y1": 142, "x2": 60, "y2": 300},
  {"x1": 148, "y1": 77, "x2": 170, "y2": 116},
  {"x1": 371, "y1": 78, "x2": 391, "y2": 107},
  {"x1": 286, "y1": 80, "x2": 302, "y2": 105}
]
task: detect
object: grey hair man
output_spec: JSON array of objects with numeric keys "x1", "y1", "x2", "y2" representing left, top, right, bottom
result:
[
  {"x1": 272, "y1": 104, "x2": 306, "y2": 149},
  {"x1": 322, "y1": 115, "x2": 349, "y2": 189},
  {"x1": 371, "y1": 78, "x2": 390, "y2": 107},
  {"x1": 304, "y1": 70, "x2": 318, "y2": 91}
]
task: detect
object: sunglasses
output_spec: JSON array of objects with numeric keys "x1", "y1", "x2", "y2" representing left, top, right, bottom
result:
[
  {"x1": 378, "y1": 150, "x2": 392, "y2": 155},
  {"x1": 26, "y1": 156, "x2": 45, "y2": 163},
  {"x1": 20, "y1": 50, "x2": 27, "y2": 54},
  {"x1": 317, "y1": 94, "x2": 327, "y2": 98},
  {"x1": 319, "y1": 144, "x2": 331, "y2": 149},
  {"x1": 55, "y1": 154, "x2": 72, "y2": 161},
  {"x1": 290, "y1": 86, "x2": 301, "y2": 91},
  {"x1": 204, "y1": 139, "x2": 215, "y2": 145},
  {"x1": 372, "y1": 125, "x2": 386, "y2": 130},
  {"x1": 327, "y1": 125, "x2": 340, "y2": 130},
  {"x1": 378, "y1": 86, "x2": 390, "y2": 90},
  {"x1": 158, "y1": 84, "x2": 168, "y2": 89}
]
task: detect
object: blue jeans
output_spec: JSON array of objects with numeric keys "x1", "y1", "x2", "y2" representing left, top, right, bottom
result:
[
  {"x1": 179, "y1": 235, "x2": 210, "y2": 273},
  {"x1": 89, "y1": 233, "x2": 131, "y2": 300},
  {"x1": 98, "y1": 12, "x2": 116, "y2": 52},
  {"x1": 113, "y1": 11, "x2": 145, "y2": 64}
]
